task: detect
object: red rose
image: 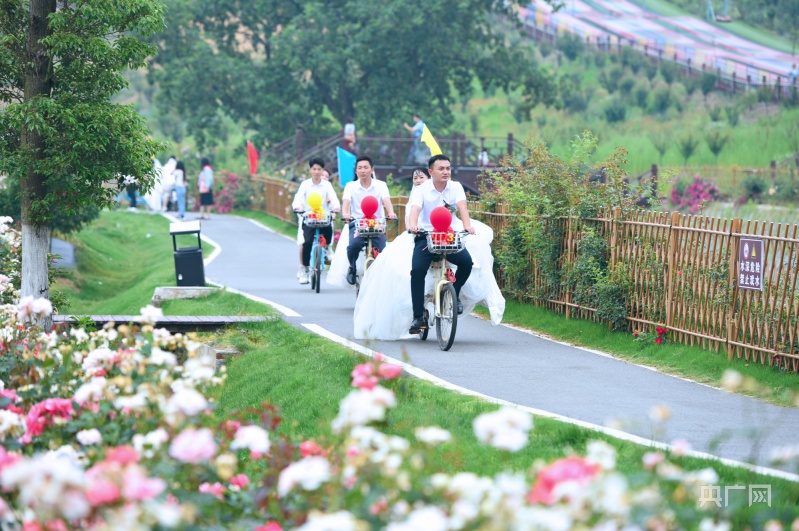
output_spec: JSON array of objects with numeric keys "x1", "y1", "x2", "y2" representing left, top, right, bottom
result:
[
  {"x1": 656, "y1": 327, "x2": 666, "y2": 336},
  {"x1": 655, "y1": 337, "x2": 664, "y2": 345}
]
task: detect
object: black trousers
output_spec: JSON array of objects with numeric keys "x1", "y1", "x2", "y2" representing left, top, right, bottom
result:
[
  {"x1": 410, "y1": 236, "x2": 473, "y2": 318},
  {"x1": 302, "y1": 224, "x2": 333, "y2": 267},
  {"x1": 346, "y1": 222, "x2": 387, "y2": 270}
]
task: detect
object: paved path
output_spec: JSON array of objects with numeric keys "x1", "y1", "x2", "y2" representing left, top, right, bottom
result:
[{"x1": 196, "y1": 214, "x2": 799, "y2": 476}]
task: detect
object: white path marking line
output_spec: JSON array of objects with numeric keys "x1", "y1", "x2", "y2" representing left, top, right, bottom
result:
[
  {"x1": 302, "y1": 322, "x2": 799, "y2": 483},
  {"x1": 206, "y1": 280, "x2": 301, "y2": 317}
]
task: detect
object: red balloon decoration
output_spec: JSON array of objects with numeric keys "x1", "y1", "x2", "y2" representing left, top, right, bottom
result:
[
  {"x1": 361, "y1": 196, "x2": 379, "y2": 219},
  {"x1": 430, "y1": 206, "x2": 452, "y2": 232}
]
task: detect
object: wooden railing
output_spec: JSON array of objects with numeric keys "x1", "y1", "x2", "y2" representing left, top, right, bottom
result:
[{"x1": 248, "y1": 180, "x2": 799, "y2": 372}]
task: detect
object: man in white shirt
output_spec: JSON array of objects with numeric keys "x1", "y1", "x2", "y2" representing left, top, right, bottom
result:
[
  {"x1": 292, "y1": 158, "x2": 341, "y2": 284},
  {"x1": 341, "y1": 155, "x2": 398, "y2": 285},
  {"x1": 407, "y1": 154, "x2": 475, "y2": 334}
]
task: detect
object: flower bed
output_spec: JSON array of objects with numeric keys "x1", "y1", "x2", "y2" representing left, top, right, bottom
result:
[{"x1": 0, "y1": 296, "x2": 755, "y2": 529}]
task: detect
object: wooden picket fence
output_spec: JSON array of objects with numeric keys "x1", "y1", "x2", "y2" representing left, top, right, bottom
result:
[{"x1": 250, "y1": 177, "x2": 799, "y2": 372}]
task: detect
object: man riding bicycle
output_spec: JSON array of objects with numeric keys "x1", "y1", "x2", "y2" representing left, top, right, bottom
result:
[
  {"x1": 292, "y1": 158, "x2": 340, "y2": 285},
  {"x1": 341, "y1": 155, "x2": 398, "y2": 285},
  {"x1": 406, "y1": 154, "x2": 475, "y2": 334}
]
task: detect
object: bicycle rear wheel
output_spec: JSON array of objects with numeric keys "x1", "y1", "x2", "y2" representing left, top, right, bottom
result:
[
  {"x1": 436, "y1": 284, "x2": 457, "y2": 351},
  {"x1": 419, "y1": 309, "x2": 429, "y2": 341}
]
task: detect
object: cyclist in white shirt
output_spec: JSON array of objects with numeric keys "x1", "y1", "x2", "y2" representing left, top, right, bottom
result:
[
  {"x1": 341, "y1": 155, "x2": 398, "y2": 285},
  {"x1": 292, "y1": 158, "x2": 341, "y2": 285},
  {"x1": 407, "y1": 154, "x2": 475, "y2": 334}
]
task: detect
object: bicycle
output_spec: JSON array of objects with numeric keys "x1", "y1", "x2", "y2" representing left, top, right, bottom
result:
[
  {"x1": 299, "y1": 210, "x2": 333, "y2": 294},
  {"x1": 413, "y1": 229, "x2": 468, "y2": 351},
  {"x1": 344, "y1": 217, "x2": 389, "y2": 298}
]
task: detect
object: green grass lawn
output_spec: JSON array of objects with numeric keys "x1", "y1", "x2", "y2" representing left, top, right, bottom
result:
[
  {"x1": 58, "y1": 208, "x2": 799, "y2": 526},
  {"x1": 56, "y1": 210, "x2": 215, "y2": 315}
]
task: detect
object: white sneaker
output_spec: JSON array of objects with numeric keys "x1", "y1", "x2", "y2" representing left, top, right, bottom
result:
[
  {"x1": 296, "y1": 267, "x2": 305, "y2": 280},
  {"x1": 298, "y1": 270, "x2": 310, "y2": 285}
]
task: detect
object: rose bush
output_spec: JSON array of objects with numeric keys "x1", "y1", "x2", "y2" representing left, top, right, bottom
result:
[{"x1": 0, "y1": 295, "x2": 754, "y2": 530}]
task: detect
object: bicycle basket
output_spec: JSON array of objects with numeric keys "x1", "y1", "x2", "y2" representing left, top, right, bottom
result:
[
  {"x1": 304, "y1": 212, "x2": 332, "y2": 228},
  {"x1": 356, "y1": 218, "x2": 386, "y2": 237},
  {"x1": 426, "y1": 232, "x2": 464, "y2": 254}
]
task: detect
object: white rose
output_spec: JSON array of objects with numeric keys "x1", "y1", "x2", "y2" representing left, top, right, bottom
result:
[{"x1": 76, "y1": 428, "x2": 102, "y2": 446}]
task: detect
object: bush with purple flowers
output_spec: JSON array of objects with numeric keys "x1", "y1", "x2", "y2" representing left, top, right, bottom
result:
[{"x1": 669, "y1": 175, "x2": 720, "y2": 214}]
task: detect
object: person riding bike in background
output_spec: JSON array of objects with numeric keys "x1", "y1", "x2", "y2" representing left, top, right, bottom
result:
[
  {"x1": 292, "y1": 158, "x2": 340, "y2": 285},
  {"x1": 341, "y1": 155, "x2": 397, "y2": 285}
]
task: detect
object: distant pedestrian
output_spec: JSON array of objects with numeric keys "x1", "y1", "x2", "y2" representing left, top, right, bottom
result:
[
  {"x1": 198, "y1": 158, "x2": 214, "y2": 220},
  {"x1": 173, "y1": 160, "x2": 188, "y2": 220},
  {"x1": 403, "y1": 114, "x2": 425, "y2": 165},
  {"x1": 161, "y1": 156, "x2": 177, "y2": 212},
  {"x1": 790, "y1": 64, "x2": 798, "y2": 86},
  {"x1": 478, "y1": 148, "x2": 490, "y2": 167}
]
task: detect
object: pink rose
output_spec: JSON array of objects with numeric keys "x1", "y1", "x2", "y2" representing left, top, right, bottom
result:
[
  {"x1": 169, "y1": 427, "x2": 217, "y2": 463},
  {"x1": 255, "y1": 523, "x2": 283, "y2": 531},
  {"x1": 299, "y1": 441, "x2": 323, "y2": 457},
  {"x1": 105, "y1": 446, "x2": 139, "y2": 465},
  {"x1": 86, "y1": 478, "x2": 121, "y2": 506},
  {"x1": 199, "y1": 481, "x2": 225, "y2": 500},
  {"x1": 378, "y1": 364, "x2": 402, "y2": 380},
  {"x1": 122, "y1": 467, "x2": 166, "y2": 500},
  {"x1": 528, "y1": 456, "x2": 601, "y2": 505},
  {"x1": 229, "y1": 474, "x2": 250, "y2": 489}
]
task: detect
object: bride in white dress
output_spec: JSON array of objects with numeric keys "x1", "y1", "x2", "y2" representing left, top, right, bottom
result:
[{"x1": 352, "y1": 169, "x2": 505, "y2": 340}]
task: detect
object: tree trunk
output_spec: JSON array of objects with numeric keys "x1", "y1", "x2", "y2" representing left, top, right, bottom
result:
[{"x1": 20, "y1": 0, "x2": 57, "y2": 329}]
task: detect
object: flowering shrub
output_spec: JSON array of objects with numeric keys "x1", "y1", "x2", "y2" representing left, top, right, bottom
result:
[
  {"x1": 669, "y1": 176, "x2": 720, "y2": 214},
  {"x1": 0, "y1": 293, "x2": 763, "y2": 529},
  {"x1": 193, "y1": 171, "x2": 251, "y2": 214},
  {"x1": 633, "y1": 326, "x2": 668, "y2": 346}
]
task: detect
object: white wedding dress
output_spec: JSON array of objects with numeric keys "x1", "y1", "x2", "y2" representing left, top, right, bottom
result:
[
  {"x1": 327, "y1": 225, "x2": 363, "y2": 289},
  {"x1": 352, "y1": 218, "x2": 505, "y2": 340}
]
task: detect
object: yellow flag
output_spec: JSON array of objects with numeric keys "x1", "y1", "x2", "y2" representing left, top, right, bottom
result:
[{"x1": 420, "y1": 125, "x2": 443, "y2": 156}]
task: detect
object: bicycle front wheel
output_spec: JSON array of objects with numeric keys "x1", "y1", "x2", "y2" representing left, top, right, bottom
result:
[
  {"x1": 436, "y1": 284, "x2": 458, "y2": 351},
  {"x1": 314, "y1": 247, "x2": 322, "y2": 294}
]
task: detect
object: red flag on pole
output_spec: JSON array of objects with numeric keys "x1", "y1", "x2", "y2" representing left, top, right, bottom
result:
[{"x1": 246, "y1": 141, "x2": 259, "y2": 176}]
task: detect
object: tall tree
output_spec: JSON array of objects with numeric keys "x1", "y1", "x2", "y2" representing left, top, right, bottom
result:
[
  {"x1": 0, "y1": 0, "x2": 165, "y2": 321},
  {"x1": 150, "y1": 0, "x2": 556, "y2": 147}
]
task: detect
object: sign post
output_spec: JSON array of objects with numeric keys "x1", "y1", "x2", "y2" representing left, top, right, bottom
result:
[{"x1": 737, "y1": 238, "x2": 764, "y2": 291}]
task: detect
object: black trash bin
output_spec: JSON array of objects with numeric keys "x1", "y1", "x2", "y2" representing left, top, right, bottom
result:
[{"x1": 170, "y1": 220, "x2": 205, "y2": 287}]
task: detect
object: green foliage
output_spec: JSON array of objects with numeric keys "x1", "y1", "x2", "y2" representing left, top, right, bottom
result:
[
  {"x1": 598, "y1": 65, "x2": 623, "y2": 94},
  {"x1": 603, "y1": 96, "x2": 627, "y2": 123},
  {"x1": 483, "y1": 133, "x2": 639, "y2": 329},
  {"x1": 705, "y1": 128, "x2": 731, "y2": 164},
  {"x1": 556, "y1": 31, "x2": 585, "y2": 61},
  {"x1": 659, "y1": 61, "x2": 681, "y2": 84},
  {"x1": 701, "y1": 72, "x2": 718, "y2": 97},
  {"x1": 651, "y1": 82, "x2": 672, "y2": 113},
  {"x1": 708, "y1": 106, "x2": 724, "y2": 122},
  {"x1": 725, "y1": 105, "x2": 741, "y2": 127},
  {"x1": 632, "y1": 78, "x2": 651, "y2": 108},
  {"x1": 678, "y1": 134, "x2": 699, "y2": 165},
  {"x1": 0, "y1": 0, "x2": 166, "y2": 226},
  {"x1": 150, "y1": 0, "x2": 557, "y2": 148},
  {"x1": 649, "y1": 132, "x2": 670, "y2": 164}
]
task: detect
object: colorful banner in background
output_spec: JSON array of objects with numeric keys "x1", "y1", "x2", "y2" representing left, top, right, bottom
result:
[
  {"x1": 337, "y1": 147, "x2": 356, "y2": 187},
  {"x1": 420, "y1": 125, "x2": 442, "y2": 156},
  {"x1": 246, "y1": 141, "x2": 259, "y2": 177}
]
